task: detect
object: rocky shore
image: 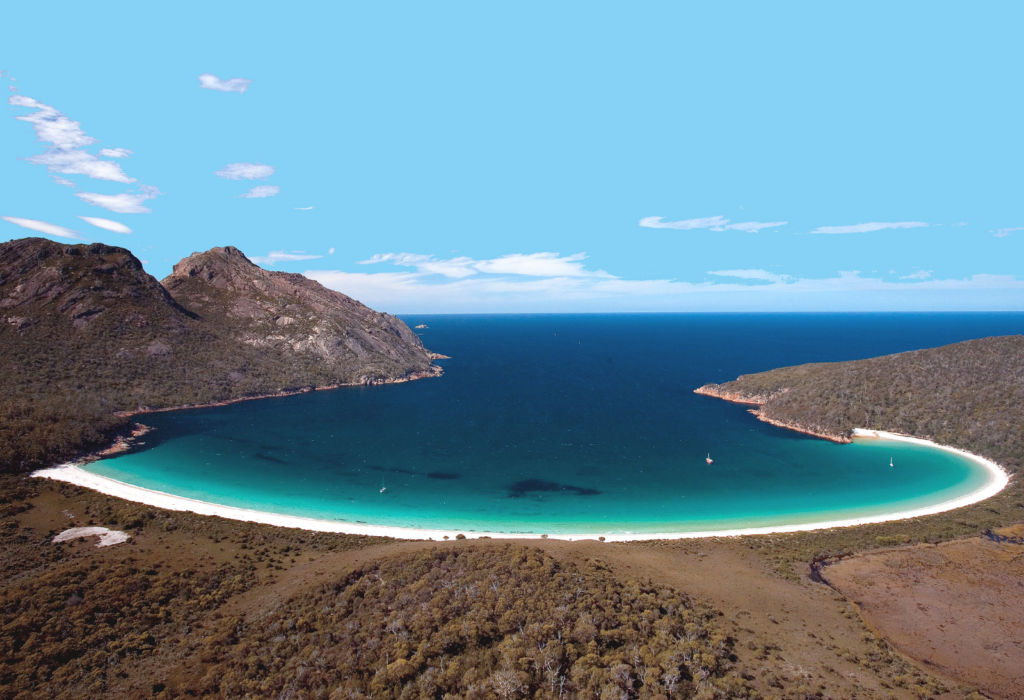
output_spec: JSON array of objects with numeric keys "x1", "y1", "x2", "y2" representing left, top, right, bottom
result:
[
  {"x1": 694, "y1": 384, "x2": 852, "y2": 443},
  {"x1": 118, "y1": 364, "x2": 444, "y2": 418}
]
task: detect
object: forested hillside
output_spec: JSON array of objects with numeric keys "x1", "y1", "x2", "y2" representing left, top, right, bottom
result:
[{"x1": 697, "y1": 335, "x2": 1024, "y2": 473}]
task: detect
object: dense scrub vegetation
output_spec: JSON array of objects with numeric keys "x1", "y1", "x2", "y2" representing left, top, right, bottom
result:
[
  {"x1": 693, "y1": 335, "x2": 1024, "y2": 573},
  {"x1": 187, "y1": 546, "x2": 745, "y2": 700},
  {"x1": 699, "y1": 335, "x2": 1024, "y2": 473},
  {"x1": 0, "y1": 475, "x2": 387, "y2": 699},
  {"x1": 0, "y1": 237, "x2": 437, "y2": 474}
]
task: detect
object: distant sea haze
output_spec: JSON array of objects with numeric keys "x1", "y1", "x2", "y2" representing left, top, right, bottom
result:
[{"x1": 83, "y1": 314, "x2": 1024, "y2": 535}]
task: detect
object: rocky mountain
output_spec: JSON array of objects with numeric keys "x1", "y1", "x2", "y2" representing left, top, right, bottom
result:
[
  {"x1": 0, "y1": 237, "x2": 442, "y2": 472},
  {"x1": 162, "y1": 246, "x2": 438, "y2": 384}
]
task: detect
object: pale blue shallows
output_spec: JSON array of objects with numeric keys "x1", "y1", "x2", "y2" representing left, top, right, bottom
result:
[{"x1": 84, "y1": 314, "x2": 1023, "y2": 534}]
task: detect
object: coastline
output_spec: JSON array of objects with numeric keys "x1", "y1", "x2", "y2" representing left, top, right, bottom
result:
[
  {"x1": 32, "y1": 430, "x2": 1010, "y2": 543},
  {"x1": 117, "y1": 365, "x2": 443, "y2": 417},
  {"x1": 694, "y1": 384, "x2": 849, "y2": 442}
]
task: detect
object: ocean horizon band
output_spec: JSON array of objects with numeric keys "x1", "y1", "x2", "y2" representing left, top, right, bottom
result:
[{"x1": 33, "y1": 430, "x2": 1010, "y2": 543}]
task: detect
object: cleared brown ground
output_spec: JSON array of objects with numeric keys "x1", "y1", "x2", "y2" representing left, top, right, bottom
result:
[
  {"x1": 823, "y1": 529, "x2": 1024, "y2": 700},
  {"x1": 8, "y1": 483, "x2": 975, "y2": 700}
]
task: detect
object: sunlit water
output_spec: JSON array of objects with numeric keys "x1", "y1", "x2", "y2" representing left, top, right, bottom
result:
[{"x1": 85, "y1": 314, "x2": 1022, "y2": 534}]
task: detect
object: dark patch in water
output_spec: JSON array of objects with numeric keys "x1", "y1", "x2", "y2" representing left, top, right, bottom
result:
[
  {"x1": 369, "y1": 465, "x2": 420, "y2": 476},
  {"x1": 368, "y1": 465, "x2": 460, "y2": 480},
  {"x1": 253, "y1": 452, "x2": 289, "y2": 464},
  {"x1": 508, "y1": 479, "x2": 600, "y2": 498}
]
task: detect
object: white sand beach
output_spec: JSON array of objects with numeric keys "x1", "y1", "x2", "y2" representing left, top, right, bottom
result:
[{"x1": 32, "y1": 429, "x2": 1009, "y2": 543}]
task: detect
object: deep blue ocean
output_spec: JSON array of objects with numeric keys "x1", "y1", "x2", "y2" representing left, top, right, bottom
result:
[{"x1": 85, "y1": 314, "x2": 1024, "y2": 534}]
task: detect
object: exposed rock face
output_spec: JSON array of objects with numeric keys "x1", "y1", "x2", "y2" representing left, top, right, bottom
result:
[
  {"x1": 0, "y1": 237, "x2": 188, "y2": 332},
  {"x1": 163, "y1": 246, "x2": 437, "y2": 383},
  {"x1": 694, "y1": 384, "x2": 849, "y2": 442},
  {"x1": 0, "y1": 238, "x2": 442, "y2": 422}
]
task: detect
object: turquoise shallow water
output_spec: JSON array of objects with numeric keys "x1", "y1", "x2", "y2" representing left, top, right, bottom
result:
[{"x1": 84, "y1": 314, "x2": 1019, "y2": 534}]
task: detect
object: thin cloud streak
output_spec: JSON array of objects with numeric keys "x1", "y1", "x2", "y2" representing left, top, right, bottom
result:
[
  {"x1": 78, "y1": 216, "x2": 132, "y2": 234},
  {"x1": 76, "y1": 185, "x2": 162, "y2": 214},
  {"x1": 306, "y1": 267, "x2": 1024, "y2": 313},
  {"x1": 639, "y1": 215, "x2": 728, "y2": 230},
  {"x1": 250, "y1": 250, "x2": 323, "y2": 266},
  {"x1": 708, "y1": 268, "x2": 789, "y2": 283},
  {"x1": 359, "y1": 252, "x2": 612, "y2": 279},
  {"x1": 811, "y1": 222, "x2": 928, "y2": 234},
  {"x1": 2, "y1": 216, "x2": 84, "y2": 239},
  {"x1": 724, "y1": 221, "x2": 787, "y2": 232}
]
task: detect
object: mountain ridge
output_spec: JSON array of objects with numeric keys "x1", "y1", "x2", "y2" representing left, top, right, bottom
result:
[{"x1": 0, "y1": 237, "x2": 442, "y2": 472}]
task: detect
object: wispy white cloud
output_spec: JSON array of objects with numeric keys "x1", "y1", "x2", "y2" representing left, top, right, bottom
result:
[
  {"x1": 26, "y1": 149, "x2": 135, "y2": 182},
  {"x1": 994, "y1": 227, "x2": 1021, "y2": 238},
  {"x1": 899, "y1": 269, "x2": 932, "y2": 280},
  {"x1": 810, "y1": 221, "x2": 928, "y2": 234},
  {"x1": 360, "y1": 253, "x2": 477, "y2": 278},
  {"x1": 295, "y1": 206, "x2": 314, "y2": 210},
  {"x1": 358, "y1": 251, "x2": 612, "y2": 279},
  {"x1": 76, "y1": 185, "x2": 162, "y2": 214},
  {"x1": 8, "y1": 95, "x2": 134, "y2": 183},
  {"x1": 708, "y1": 269, "x2": 789, "y2": 283},
  {"x1": 639, "y1": 215, "x2": 729, "y2": 230},
  {"x1": 239, "y1": 185, "x2": 280, "y2": 198},
  {"x1": 951, "y1": 222, "x2": 967, "y2": 227},
  {"x1": 2, "y1": 216, "x2": 84, "y2": 239},
  {"x1": 78, "y1": 216, "x2": 132, "y2": 234},
  {"x1": 476, "y1": 252, "x2": 611, "y2": 278},
  {"x1": 8, "y1": 93, "x2": 160, "y2": 211},
  {"x1": 98, "y1": 148, "x2": 132, "y2": 158},
  {"x1": 305, "y1": 267, "x2": 1024, "y2": 313},
  {"x1": 724, "y1": 221, "x2": 788, "y2": 232},
  {"x1": 198, "y1": 74, "x2": 251, "y2": 94},
  {"x1": 328, "y1": 247, "x2": 335, "y2": 255},
  {"x1": 215, "y1": 162, "x2": 274, "y2": 180},
  {"x1": 249, "y1": 250, "x2": 324, "y2": 265},
  {"x1": 640, "y1": 216, "x2": 787, "y2": 233},
  {"x1": 9, "y1": 95, "x2": 94, "y2": 148}
]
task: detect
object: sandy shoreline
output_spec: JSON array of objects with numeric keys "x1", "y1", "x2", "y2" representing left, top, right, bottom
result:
[{"x1": 32, "y1": 429, "x2": 1010, "y2": 543}]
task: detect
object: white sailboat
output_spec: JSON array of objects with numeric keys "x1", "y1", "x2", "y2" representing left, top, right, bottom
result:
[
  {"x1": 380, "y1": 477, "x2": 387, "y2": 493},
  {"x1": 706, "y1": 453, "x2": 714, "y2": 465},
  {"x1": 890, "y1": 457, "x2": 894, "y2": 468}
]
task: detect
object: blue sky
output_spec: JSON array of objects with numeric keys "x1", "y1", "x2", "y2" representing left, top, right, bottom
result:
[{"x1": 2, "y1": 1, "x2": 1022, "y2": 312}]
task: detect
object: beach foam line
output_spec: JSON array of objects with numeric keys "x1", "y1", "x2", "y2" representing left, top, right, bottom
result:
[{"x1": 32, "y1": 430, "x2": 1011, "y2": 543}]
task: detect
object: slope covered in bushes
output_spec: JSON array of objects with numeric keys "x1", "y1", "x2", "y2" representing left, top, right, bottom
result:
[{"x1": 697, "y1": 335, "x2": 1024, "y2": 472}]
